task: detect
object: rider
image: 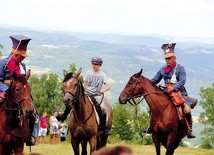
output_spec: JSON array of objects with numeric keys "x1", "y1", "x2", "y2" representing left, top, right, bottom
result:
[
  {"x1": 57, "y1": 57, "x2": 111, "y2": 136},
  {"x1": 150, "y1": 43, "x2": 196, "y2": 138},
  {"x1": 0, "y1": 35, "x2": 36, "y2": 145},
  {"x1": 83, "y1": 57, "x2": 111, "y2": 136}
]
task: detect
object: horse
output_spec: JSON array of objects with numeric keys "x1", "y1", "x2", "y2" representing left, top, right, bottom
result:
[
  {"x1": 0, "y1": 70, "x2": 35, "y2": 155},
  {"x1": 118, "y1": 69, "x2": 188, "y2": 155},
  {"x1": 63, "y1": 68, "x2": 112, "y2": 155}
]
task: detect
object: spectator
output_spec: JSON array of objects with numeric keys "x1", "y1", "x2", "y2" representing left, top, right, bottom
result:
[
  {"x1": 38, "y1": 111, "x2": 48, "y2": 144},
  {"x1": 49, "y1": 110, "x2": 60, "y2": 144},
  {"x1": 60, "y1": 123, "x2": 67, "y2": 143},
  {"x1": 33, "y1": 109, "x2": 39, "y2": 144}
]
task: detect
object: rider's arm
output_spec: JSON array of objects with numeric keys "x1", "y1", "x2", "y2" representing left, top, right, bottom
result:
[
  {"x1": 83, "y1": 81, "x2": 87, "y2": 89},
  {"x1": 151, "y1": 68, "x2": 163, "y2": 84},
  {"x1": 100, "y1": 81, "x2": 110, "y2": 94}
]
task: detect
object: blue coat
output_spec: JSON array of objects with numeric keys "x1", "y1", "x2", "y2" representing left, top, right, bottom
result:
[
  {"x1": 0, "y1": 55, "x2": 26, "y2": 91},
  {"x1": 151, "y1": 64, "x2": 191, "y2": 106}
]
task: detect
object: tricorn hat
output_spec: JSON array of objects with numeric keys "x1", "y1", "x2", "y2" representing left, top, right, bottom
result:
[
  {"x1": 10, "y1": 35, "x2": 31, "y2": 57},
  {"x1": 161, "y1": 43, "x2": 176, "y2": 58}
]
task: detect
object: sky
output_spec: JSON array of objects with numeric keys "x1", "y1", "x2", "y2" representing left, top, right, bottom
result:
[{"x1": 0, "y1": 0, "x2": 214, "y2": 38}]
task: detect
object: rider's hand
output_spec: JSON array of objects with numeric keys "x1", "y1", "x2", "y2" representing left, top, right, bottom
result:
[
  {"x1": 167, "y1": 85, "x2": 174, "y2": 93},
  {"x1": 100, "y1": 90, "x2": 105, "y2": 94}
]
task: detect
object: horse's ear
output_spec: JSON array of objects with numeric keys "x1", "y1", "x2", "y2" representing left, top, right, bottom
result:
[
  {"x1": 26, "y1": 69, "x2": 31, "y2": 80},
  {"x1": 137, "y1": 69, "x2": 143, "y2": 77},
  {"x1": 63, "y1": 70, "x2": 68, "y2": 77},
  {"x1": 74, "y1": 67, "x2": 82, "y2": 78}
]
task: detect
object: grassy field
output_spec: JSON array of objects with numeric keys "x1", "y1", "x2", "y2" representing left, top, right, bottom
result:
[{"x1": 23, "y1": 141, "x2": 214, "y2": 155}]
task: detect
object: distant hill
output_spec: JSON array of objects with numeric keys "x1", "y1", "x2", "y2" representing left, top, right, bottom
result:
[{"x1": 0, "y1": 26, "x2": 213, "y2": 102}]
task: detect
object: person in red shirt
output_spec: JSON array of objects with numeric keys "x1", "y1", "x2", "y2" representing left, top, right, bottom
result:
[{"x1": 38, "y1": 111, "x2": 48, "y2": 144}]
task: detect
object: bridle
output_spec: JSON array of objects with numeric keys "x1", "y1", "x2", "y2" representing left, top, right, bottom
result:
[
  {"x1": 64, "y1": 77, "x2": 81, "y2": 104},
  {"x1": 64, "y1": 77, "x2": 94, "y2": 124},
  {"x1": 3, "y1": 82, "x2": 32, "y2": 138},
  {"x1": 126, "y1": 75, "x2": 164, "y2": 105}
]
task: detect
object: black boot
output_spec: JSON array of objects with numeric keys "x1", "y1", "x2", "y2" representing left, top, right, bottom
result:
[
  {"x1": 56, "y1": 105, "x2": 71, "y2": 122},
  {"x1": 100, "y1": 114, "x2": 111, "y2": 136},
  {"x1": 186, "y1": 113, "x2": 196, "y2": 138},
  {"x1": 26, "y1": 114, "x2": 36, "y2": 146}
]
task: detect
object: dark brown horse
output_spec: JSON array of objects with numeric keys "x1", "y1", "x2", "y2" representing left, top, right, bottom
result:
[
  {"x1": 63, "y1": 68, "x2": 112, "y2": 155},
  {"x1": 0, "y1": 70, "x2": 34, "y2": 155},
  {"x1": 119, "y1": 69, "x2": 188, "y2": 155}
]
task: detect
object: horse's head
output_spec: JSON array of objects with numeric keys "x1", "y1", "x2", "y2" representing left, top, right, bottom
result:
[
  {"x1": 63, "y1": 68, "x2": 83, "y2": 106},
  {"x1": 9, "y1": 70, "x2": 34, "y2": 118},
  {"x1": 119, "y1": 69, "x2": 143, "y2": 104}
]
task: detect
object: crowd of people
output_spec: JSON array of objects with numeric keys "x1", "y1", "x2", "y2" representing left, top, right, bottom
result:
[{"x1": 33, "y1": 110, "x2": 67, "y2": 145}]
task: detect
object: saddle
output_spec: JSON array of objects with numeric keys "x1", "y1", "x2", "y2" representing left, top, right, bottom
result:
[{"x1": 88, "y1": 95, "x2": 107, "y2": 132}]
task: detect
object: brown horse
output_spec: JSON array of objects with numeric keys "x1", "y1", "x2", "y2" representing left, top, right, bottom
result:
[
  {"x1": 0, "y1": 70, "x2": 34, "y2": 155},
  {"x1": 119, "y1": 69, "x2": 188, "y2": 155},
  {"x1": 63, "y1": 68, "x2": 112, "y2": 155}
]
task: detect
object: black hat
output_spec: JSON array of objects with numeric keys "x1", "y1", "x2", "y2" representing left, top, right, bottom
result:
[
  {"x1": 10, "y1": 35, "x2": 31, "y2": 57},
  {"x1": 161, "y1": 43, "x2": 176, "y2": 58},
  {"x1": 91, "y1": 57, "x2": 103, "y2": 65}
]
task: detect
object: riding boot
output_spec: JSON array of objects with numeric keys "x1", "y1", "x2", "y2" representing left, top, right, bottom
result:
[
  {"x1": 186, "y1": 112, "x2": 196, "y2": 138},
  {"x1": 26, "y1": 114, "x2": 36, "y2": 146},
  {"x1": 100, "y1": 114, "x2": 111, "y2": 136},
  {"x1": 56, "y1": 105, "x2": 71, "y2": 122}
]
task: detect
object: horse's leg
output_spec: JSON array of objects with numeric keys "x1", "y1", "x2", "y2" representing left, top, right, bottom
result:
[
  {"x1": 98, "y1": 134, "x2": 108, "y2": 148},
  {"x1": 0, "y1": 144, "x2": 3, "y2": 155},
  {"x1": 152, "y1": 134, "x2": 161, "y2": 155},
  {"x1": 71, "y1": 139, "x2": 80, "y2": 155},
  {"x1": 14, "y1": 143, "x2": 24, "y2": 155},
  {"x1": 89, "y1": 135, "x2": 97, "y2": 154},
  {"x1": 165, "y1": 133, "x2": 176, "y2": 155},
  {"x1": 81, "y1": 140, "x2": 87, "y2": 155}
]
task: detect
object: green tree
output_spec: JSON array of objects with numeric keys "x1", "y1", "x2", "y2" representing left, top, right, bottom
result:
[
  {"x1": 112, "y1": 103, "x2": 134, "y2": 141},
  {"x1": 29, "y1": 73, "x2": 63, "y2": 116},
  {"x1": 111, "y1": 102, "x2": 150, "y2": 144},
  {"x1": 199, "y1": 83, "x2": 214, "y2": 149}
]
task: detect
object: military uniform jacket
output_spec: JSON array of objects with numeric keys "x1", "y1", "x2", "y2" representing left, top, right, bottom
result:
[
  {"x1": 151, "y1": 64, "x2": 188, "y2": 97},
  {"x1": 0, "y1": 55, "x2": 26, "y2": 91}
]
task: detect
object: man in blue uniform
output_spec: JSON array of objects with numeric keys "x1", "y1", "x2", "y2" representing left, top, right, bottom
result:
[
  {"x1": 151, "y1": 43, "x2": 196, "y2": 138},
  {"x1": 0, "y1": 35, "x2": 36, "y2": 145}
]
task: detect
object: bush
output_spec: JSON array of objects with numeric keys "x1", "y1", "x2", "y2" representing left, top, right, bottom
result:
[{"x1": 200, "y1": 137, "x2": 214, "y2": 149}]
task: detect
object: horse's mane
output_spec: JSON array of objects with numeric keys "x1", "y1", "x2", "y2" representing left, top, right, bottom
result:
[
  {"x1": 143, "y1": 75, "x2": 162, "y2": 91},
  {"x1": 5, "y1": 74, "x2": 28, "y2": 102},
  {"x1": 10, "y1": 73, "x2": 28, "y2": 85},
  {"x1": 63, "y1": 72, "x2": 74, "y2": 83}
]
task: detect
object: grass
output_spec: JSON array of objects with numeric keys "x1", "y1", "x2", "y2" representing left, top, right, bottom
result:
[{"x1": 23, "y1": 138, "x2": 214, "y2": 155}]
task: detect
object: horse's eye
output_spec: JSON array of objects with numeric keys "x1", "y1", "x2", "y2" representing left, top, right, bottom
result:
[
  {"x1": 15, "y1": 88, "x2": 20, "y2": 93},
  {"x1": 74, "y1": 83, "x2": 78, "y2": 87},
  {"x1": 128, "y1": 82, "x2": 132, "y2": 86}
]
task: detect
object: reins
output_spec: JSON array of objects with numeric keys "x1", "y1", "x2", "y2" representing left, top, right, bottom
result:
[{"x1": 127, "y1": 76, "x2": 165, "y2": 105}]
